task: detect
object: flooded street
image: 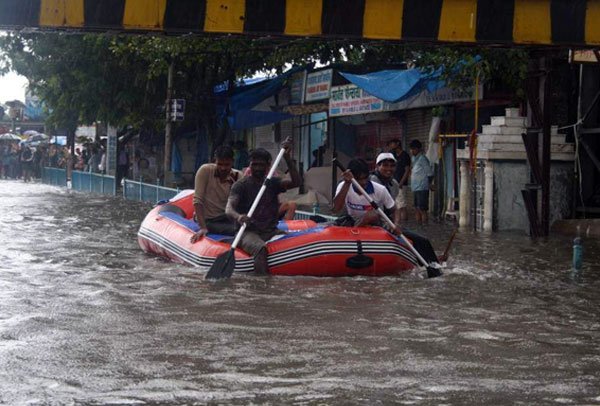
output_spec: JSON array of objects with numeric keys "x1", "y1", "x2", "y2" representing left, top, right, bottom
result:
[{"x1": 0, "y1": 180, "x2": 599, "y2": 405}]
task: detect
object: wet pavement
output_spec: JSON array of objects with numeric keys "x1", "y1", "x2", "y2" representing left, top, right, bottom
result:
[{"x1": 0, "y1": 180, "x2": 599, "y2": 405}]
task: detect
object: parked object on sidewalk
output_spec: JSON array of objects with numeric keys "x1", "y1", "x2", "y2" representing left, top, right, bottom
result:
[{"x1": 138, "y1": 190, "x2": 420, "y2": 277}]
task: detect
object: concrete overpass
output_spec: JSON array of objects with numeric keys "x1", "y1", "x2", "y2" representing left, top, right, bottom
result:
[{"x1": 0, "y1": 0, "x2": 598, "y2": 48}]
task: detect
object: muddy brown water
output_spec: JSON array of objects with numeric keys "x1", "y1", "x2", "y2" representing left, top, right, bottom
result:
[{"x1": 0, "y1": 181, "x2": 599, "y2": 405}]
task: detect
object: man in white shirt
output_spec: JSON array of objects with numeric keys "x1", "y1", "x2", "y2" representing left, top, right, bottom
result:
[
  {"x1": 333, "y1": 158, "x2": 400, "y2": 234},
  {"x1": 333, "y1": 157, "x2": 442, "y2": 263}
]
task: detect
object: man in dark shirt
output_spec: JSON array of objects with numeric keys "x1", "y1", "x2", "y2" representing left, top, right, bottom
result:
[
  {"x1": 226, "y1": 139, "x2": 301, "y2": 274},
  {"x1": 387, "y1": 138, "x2": 411, "y2": 222}
]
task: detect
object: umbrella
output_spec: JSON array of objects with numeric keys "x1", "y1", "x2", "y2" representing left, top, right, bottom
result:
[
  {"x1": 26, "y1": 133, "x2": 49, "y2": 143},
  {"x1": 23, "y1": 130, "x2": 39, "y2": 137},
  {"x1": 0, "y1": 133, "x2": 22, "y2": 142}
]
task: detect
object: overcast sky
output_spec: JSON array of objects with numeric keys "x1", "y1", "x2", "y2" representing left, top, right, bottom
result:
[{"x1": 0, "y1": 71, "x2": 27, "y2": 104}]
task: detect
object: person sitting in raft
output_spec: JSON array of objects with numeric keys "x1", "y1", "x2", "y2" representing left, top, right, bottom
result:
[
  {"x1": 225, "y1": 139, "x2": 301, "y2": 274},
  {"x1": 190, "y1": 145, "x2": 242, "y2": 243},
  {"x1": 370, "y1": 152, "x2": 401, "y2": 224},
  {"x1": 334, "y1": 156, "x2": 442, "y2": 264},
  {"x1": 242, "y1": 164, "x2": 298, "y2": 221},
  {"x1": 333, "y1": 158, "x2": 400, "y2": 233}
]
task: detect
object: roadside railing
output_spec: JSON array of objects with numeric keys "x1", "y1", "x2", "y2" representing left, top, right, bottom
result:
[
  {"x1": 42, "y1": 167, "x2": 67, "y2": 187},
  {"x1": 42, "y1": 167, "x2": 117, "y2": 196},
  {"x1": 40, "y1": 167, "x2": 336, "y2": 222},
  {"x1": 294, "y1": 210, "x2": 336, "y2": 222},
  {"x1": 123, "y1": 179, "x2": 180, "y2": 203},
  {"x1": 72, "y1": 170, "x2": 116, "y2": 195}
]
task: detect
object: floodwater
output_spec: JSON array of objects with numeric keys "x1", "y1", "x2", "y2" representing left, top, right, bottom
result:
[{"x1": 0, "y1": 180, "x2": 599, "y2": 405}]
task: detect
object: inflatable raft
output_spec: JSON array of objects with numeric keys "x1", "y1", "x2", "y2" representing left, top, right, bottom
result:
[{"x1": 138, "y1": 190, "x2": 419, "y2": 276}]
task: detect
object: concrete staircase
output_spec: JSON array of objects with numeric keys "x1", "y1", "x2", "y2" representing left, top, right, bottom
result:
[{"x1": 458, "y1": 108, "x2": 575, "y2": 161}]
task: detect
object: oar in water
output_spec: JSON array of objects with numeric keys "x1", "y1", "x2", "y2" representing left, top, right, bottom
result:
[
  {"x1": 440, "y1": 228, "x2": 458, "y2": 262},
  {"x1": 205, "y1": 147, "x2": 288, "y2": 280},
  {"x1": 333, "y1": 159, "x2": 443, "y2": 278}
]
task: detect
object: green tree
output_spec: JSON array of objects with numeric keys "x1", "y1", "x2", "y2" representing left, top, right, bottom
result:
[{"x1": 0, "y1": 33, "x2": 349, "y2": 148}]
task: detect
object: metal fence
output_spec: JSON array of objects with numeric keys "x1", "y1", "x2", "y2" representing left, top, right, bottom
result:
[
  {"x1": 123, "y1": 179, "x2": 180, "y2": 203},
  {"x1": 41, "y1": 167, "x2": 67, "y2": 187},
  {"x1": 72, "y1": 170, "x2": 116, "y2": 195},
  {"x1": 42, "y1": 168, "x2": 117, "y2": 196},
  {"x1": 40, "y1": 168, "x2": 337, "y2": 222},
  {"x1": 294, "y1": 210, "x2": 336, "y2": 222}
]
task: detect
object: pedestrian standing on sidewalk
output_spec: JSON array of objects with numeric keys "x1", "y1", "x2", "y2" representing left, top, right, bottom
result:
[{"x1": 409, "y1": 139, "x2": 433, "y2": 224}]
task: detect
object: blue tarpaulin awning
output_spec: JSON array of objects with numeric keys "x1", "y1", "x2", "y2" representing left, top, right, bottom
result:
[
  {"x1": 216, "y1": 67, "x2": 302, "y2": 130},
  {"x1": 339, "y1": 68, "x2": 445, "y2": 103},
  {"x1": 227, "y1": 110, "x2": 293, "y2": 131}
]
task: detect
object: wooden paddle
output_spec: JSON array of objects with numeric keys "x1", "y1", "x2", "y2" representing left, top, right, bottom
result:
[
  {"x1": 205, "y1": 147, "x2": 287, "y2": 280},
  {"x1": 333, "y1": 159, "x2": 442, "y2": 278},
  {"x1": 440, "y1": 228, "x2": 458, "y2": 262}
]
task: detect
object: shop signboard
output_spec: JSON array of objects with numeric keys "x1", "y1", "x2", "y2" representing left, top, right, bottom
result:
[
  {"x1": 383, "y1": 85, "x2": 481, "y2": 111},
  {"x1": 329, "y1": 85, "x2": 383, "y2": 117},
  {"x1": 305, "y1": 69, "x2": 332, "y2": 102},
  {"x1": 329, "y1": 83, "x2": 483, "y2": 117},
  {"x1": 289, "y1": 70, "x2": 307, "y2": 105},
  {"x1": 569, "y1": 49, "x2": 600, "y2": 63}
]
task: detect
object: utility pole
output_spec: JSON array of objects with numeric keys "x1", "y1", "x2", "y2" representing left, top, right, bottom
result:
[
  {"x1": 164, "y1": 60, "x2": 174, "y2": 186},
  {"x1": 540, "y1": 56, "x2": 552, "y2": 236}
]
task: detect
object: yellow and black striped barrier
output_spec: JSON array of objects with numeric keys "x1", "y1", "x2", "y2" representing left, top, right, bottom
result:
[{"x1": 0, "y1": 0, "x2": 598, "y2": 47}]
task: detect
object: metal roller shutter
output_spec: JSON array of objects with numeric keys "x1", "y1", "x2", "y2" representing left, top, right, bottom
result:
[{"x1": 405, "y1": 108, "x2": 433, "y2": 149}]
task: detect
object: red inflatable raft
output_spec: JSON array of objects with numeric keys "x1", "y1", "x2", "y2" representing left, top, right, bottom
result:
[{"x1": 138, "y1": 190, "x2": 419, "y2": 276}]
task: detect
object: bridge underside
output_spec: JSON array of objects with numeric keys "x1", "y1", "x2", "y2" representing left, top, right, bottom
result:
[{"x1": 0, "y1": 0, "x2": 598, "y2": 48}]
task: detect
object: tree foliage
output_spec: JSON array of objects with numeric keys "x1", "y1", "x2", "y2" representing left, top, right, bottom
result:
[
  {"x1": 0, "y1": 33, "x2": 351, "y2": 143},
  {"x1": 0, "y1": 34, "x2": 156, "y2": 133},
  {"x1": 0, "y1": 32, "x2": 528, "y2": 142},
  {"x1": 344, "y1": 42, "x2": 529, "y2": 101}
]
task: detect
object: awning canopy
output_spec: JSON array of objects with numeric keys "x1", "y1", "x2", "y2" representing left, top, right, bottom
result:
[
  {"x1": 215, "y1": 67, "x2": 301, "y2": 130},
  {"x1": 340, "y1": 69, "x2": 445, "y2": 104},
  {"x1": 0, "y1": 0, "x2": 598, "y2": 48}
]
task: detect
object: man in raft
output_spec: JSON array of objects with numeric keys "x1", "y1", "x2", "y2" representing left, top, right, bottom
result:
[
  {"x1": 225, "y1": 138, "x2": 301, "y2": 274},
  {"x1": 190, "y1": 145, "x2": 242, "y2": 243},
  {"x1": 333, "y1": 156, "x2": 442, "y2": 264}
]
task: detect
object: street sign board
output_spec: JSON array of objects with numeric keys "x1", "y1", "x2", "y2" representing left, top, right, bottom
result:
[{"x1": 168, "y1": 99, "x2": 186, "y2": 121}]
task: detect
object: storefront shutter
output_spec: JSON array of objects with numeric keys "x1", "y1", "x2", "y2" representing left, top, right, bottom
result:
[{"x1": 405, "y1": 108, "x2": 433, "y2": 150}]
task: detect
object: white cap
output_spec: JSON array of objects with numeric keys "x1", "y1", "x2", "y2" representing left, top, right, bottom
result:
[{"x1": 376, "y1": 152, "x2": 396, "y2": 165}]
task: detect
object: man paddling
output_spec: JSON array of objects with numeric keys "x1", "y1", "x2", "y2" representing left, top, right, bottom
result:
[
  {"x1": 333, "y1": 158, "x2": 400, "y2": 232},
  {"x1": 334, "y1": 156, "x2": 441, "y2": 264},
  {"x1": 225, "y1": 138, "x2": 301, "y2": 274},
  {"x1": 190, "y1": 145, "x2": 241, "y2": 243}
]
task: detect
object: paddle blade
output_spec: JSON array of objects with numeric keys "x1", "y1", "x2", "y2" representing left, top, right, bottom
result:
[
  {"x1": 427, "y1": 266, "x2": 443, "y2": 278},
  {"x1": 205, "y1": 249, "x2": 236, "y2": 280}
]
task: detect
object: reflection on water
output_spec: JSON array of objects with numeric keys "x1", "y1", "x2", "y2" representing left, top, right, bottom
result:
[{"x1": 0, "y1": 181, "x2": 599, "y2": 404}]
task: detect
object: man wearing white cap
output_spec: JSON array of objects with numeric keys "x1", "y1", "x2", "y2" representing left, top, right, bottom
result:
[
  {"x1": 370, "y1": 152, "x2": 401, "y2": 224},
  {"x1": 371, "y1": 151, "x2": 442, "y2": 263}
]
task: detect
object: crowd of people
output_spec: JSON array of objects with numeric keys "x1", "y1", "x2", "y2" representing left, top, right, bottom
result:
[
  {"x1": 0, "y1": 138, "x2": 138, "y2": 187},
  {"x1": 0, "y1": 142, "x2": 72, "y2": 181}
]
